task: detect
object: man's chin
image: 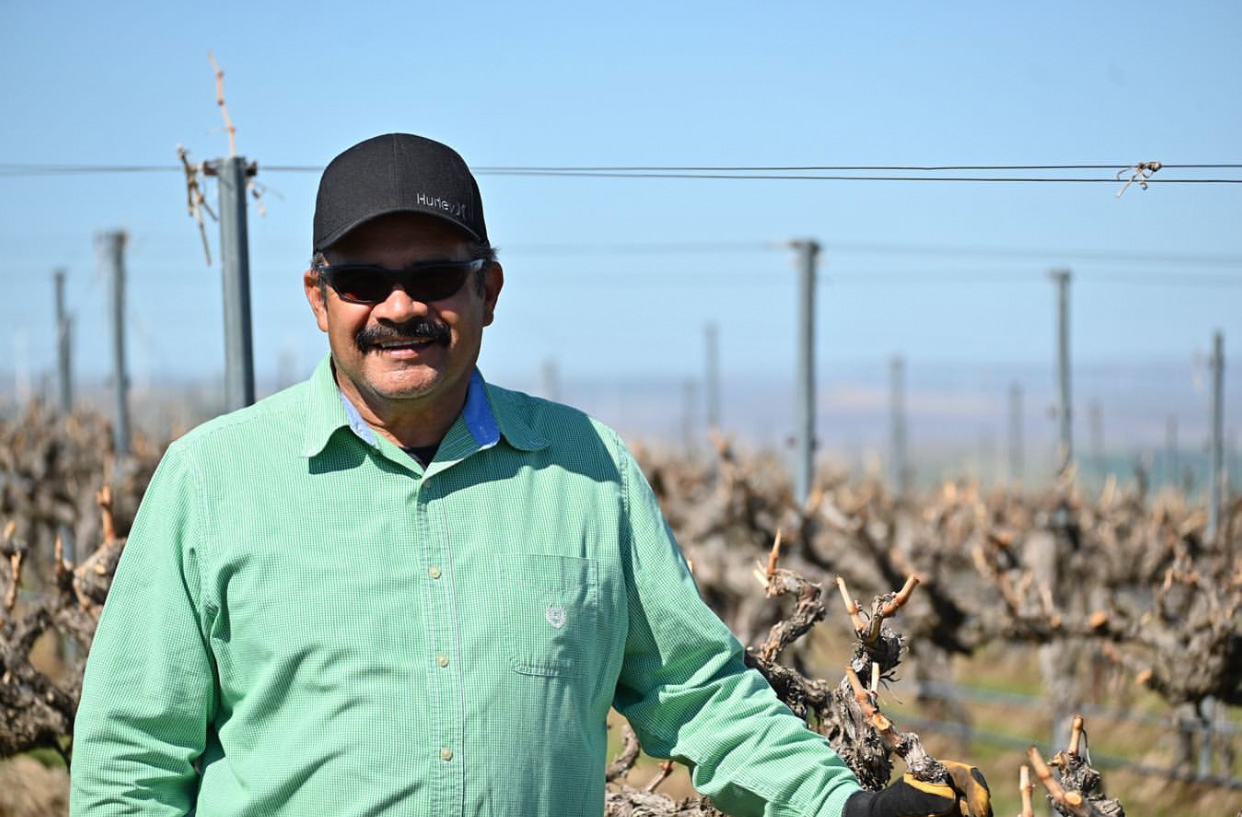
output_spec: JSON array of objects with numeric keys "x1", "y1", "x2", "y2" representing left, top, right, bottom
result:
[{"x1": 368, "y1": 376, "x2": 442, "y2": 401}]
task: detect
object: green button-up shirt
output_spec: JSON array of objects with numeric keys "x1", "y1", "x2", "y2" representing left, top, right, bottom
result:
[{"x1": 71, "y1": 356, "x2": 862, "y2": 817}]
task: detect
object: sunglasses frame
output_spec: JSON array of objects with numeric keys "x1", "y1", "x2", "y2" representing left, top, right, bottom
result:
[{"x1": 314, "y1": 258, "x2": 488, "y2": 305}]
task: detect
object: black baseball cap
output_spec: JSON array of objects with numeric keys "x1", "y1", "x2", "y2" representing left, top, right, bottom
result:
[{"x1": 313, "y1": 133, "x2": 488, "y2": 252}]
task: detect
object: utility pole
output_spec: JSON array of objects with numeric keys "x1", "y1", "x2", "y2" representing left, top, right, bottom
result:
[
  {"x1": 1166, "y1": 415, "x2": 1179, "y2": 488},
  {"x1": 705, "y1": 322, "x2": 721, "y2": 431},
  {"x1": 52, "y1": 269, "x2": 73, "y2": 415},
  {"x1": 889, "y1": 355, "x2": 908, "y2": 498},
  {"x1": 205, "y1": 155, "x2": 257, "y2": 411},
  {"x1": 1008, "y1": 382, "x2": 1024, "y2": 487},
  {"x1": 792, "y1": 240, "x2": 820, "y2": 505},
  {"x1": 101, "y1": 230, "x2": 131, "y2": 459},
  {"x1": 1207, "y1": 331, "x2": 1225, "y2": 545},
  {"x1": 1089, "y1": 400, "x2": 1104, "y2": 487},
  {"x1": 1050, "y1": 269, "x2": 1073, "y2": 475}
]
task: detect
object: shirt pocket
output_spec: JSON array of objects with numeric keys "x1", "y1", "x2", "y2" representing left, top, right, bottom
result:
[{"x1": 495, "y1": 554, "x2": 599, "y2": 678}]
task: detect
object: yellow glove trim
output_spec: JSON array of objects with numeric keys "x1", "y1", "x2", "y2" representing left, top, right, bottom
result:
[{"x1": 901, "y1": 773, "x2": 955, "y2": 799}]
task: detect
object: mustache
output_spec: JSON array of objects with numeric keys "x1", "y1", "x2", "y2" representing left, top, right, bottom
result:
[{"x1": 355, "y1": 319, "x2": 451, "y2": 351}]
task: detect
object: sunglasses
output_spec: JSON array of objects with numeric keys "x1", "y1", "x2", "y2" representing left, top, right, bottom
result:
[{"x1": 314, "y1": 258, "x2": 487, "y2": 305}]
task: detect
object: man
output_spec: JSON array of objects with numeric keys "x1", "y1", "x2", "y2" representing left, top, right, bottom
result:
[{"x1": 72, "y1": 133, "x2": 991, "y2": 817}]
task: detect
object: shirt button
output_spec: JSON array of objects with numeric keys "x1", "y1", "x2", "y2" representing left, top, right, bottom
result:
[
  {"x1": 440, "y1": 747, "x2": 453, "y2": 762},
  {"x1": 436, "y1": 654, "x2": 449, "y2": 668},
  {"x1": 428, "y1": 566, "x2": 442, "y2": 579}
]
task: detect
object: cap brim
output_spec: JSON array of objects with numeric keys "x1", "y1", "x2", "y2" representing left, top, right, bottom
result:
[{"x1": 314, "y1": 207, "x2": 484, "y2": 252}]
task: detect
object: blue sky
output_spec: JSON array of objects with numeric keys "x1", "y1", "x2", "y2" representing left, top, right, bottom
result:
[{"x1": 1, "y1": 1, "x2": 1239, "y2": 455}]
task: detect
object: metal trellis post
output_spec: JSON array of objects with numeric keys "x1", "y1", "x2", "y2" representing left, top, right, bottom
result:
[
  {"x1": 53, "y1": 268, "x2": 72, "y2": 415},
  {"x1": 1207, "y1": 331, "x2": 1225, "y2": 545},
  {"x1": 211, "y1": 155, "x2": 257, "y2": 411},
  {"x1": 102, "y1": 231, "x2": 131, "y2": 460},
  {"x1": 1089, "y1": 400, "x2": 1104, "y2": 487},
  {"x1": 793, "y1": 240, "x2": 820, "y2": 505},
  {"x1": 1050, "y1": 269, "x2": 1073, "y2": 476},
  {"x1": 890, "y1": 355, "x2": 907, "y2": 498}
]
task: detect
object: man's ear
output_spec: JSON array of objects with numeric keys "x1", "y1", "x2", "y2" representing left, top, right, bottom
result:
[
  {"x1": 481, "y1": 262, "x2": 504, "y2": 327},
  {"x1": 304, "y1": 269, "x2": 330, "y2": 333}
]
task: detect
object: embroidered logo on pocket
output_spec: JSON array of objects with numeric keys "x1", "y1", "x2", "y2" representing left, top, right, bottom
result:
[{"x1": 545, "y1": 604, "x2": 567, "y2": 629}]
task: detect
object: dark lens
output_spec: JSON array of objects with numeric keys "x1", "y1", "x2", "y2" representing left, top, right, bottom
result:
[
  {"x1": 327, "y1": 267, "x2": 393, "y2": 304},
  {"x1": 403, "y1": 265, "x2": 472, "y2": 302}
]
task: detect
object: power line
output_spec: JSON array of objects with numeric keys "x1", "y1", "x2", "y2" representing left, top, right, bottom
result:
[
  {"x1": 3, "y1": 162, "x2": 1241, "y2": 185},
  {"x1": 0, "y1": 164, "x2": 180, "y2": 176},
  {"x1": 473, "y1": 163, "x2": 1242, "y2": 172},
  {"x1": 466, "y1": 170, "x2": 1242, "y2": 184},
  {"x1": 517, "y1": 269, "x2": 1242, "y2": 286},
  {"x1": 503, "y1": 240, "x2": 1242, "y2": 268},
  {"x1": 828, "y1": 271, "x2": 1242, "y2": 287},
  {"x1": 812, "y1": 241, "x2": 1242, "y2": 267}
]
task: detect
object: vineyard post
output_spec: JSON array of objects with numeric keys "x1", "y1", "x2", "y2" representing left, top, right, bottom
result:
[
  {"x1": 206, "y1": 155, "x2": 257, "y2": 411},
  {"x1": 1197, "y1": 697, "x2": 1218, "y2": 780},
  {"x1": 101, "y1": 230, "x2": 131, "y2": 460},
  {"x1": 705, "y1": 322, "x2": 721, "y2": 431},
  {"x1": 1197, "y1": 330, "x2": 1226, "y2": 779},
  {"x1": 52, "y1": 268, "x2": 78, "y2": 654},
  {"x1": 53, "y1": 267, "x2": 73, "y2": 415},
  {"x1": 1008, "y1": 381, "x2": 1023, "y2": 486},
  {"x1": 889, "y1": 355, "x2": 908, "y2": 498},
  {"x1": 792, "y1": 239, "x2": 820, "y2": 504},
  {"x1": 1088, "y1": 400, "x2": 1104, "y2": 488},
  {"x1": 1050, "y1": 269, "x2": 1072, "y2": 476},
  {"x1": 1046, "y1": 266, "x2": 1074, "y2": 773},
  {"x1": 1207, "y1": 331, "x2": 1224, "y2": 545}
]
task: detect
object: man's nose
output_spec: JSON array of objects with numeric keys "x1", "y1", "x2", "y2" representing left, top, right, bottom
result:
[{"x1": 371, "y1": 284, "x2": 430, "y2": 321}]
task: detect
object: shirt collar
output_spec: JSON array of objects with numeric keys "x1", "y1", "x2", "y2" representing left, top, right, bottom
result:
[{"x1": 299, "y1": 355, "x2": 546, "y2": 459}]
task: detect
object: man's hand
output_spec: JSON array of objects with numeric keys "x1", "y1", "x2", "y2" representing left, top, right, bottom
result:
[
  {"x1": 941, "y1": 760, "x2": 991, "y2": 817},
  {"x1": 842, "y1": 761, "x2": 992, "y2": 817}
]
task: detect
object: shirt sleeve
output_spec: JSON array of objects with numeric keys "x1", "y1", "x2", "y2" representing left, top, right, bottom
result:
[
  {"x1": 609, "y1": 439, "x2": 862, "y2": 817},
  {"x1": 71, "y1": 442, "x2": 217, "y2": 816}
]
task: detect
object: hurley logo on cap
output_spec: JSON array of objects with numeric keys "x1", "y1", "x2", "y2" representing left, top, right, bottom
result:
[{"x1": 416, "y1": 192, "x2": 469, "y2": 219}]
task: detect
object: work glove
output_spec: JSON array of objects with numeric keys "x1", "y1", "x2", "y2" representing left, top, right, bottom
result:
[{"x1": 842, "y1": 761, "x2": 992, "y2": 817}]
